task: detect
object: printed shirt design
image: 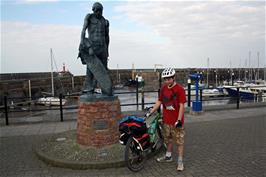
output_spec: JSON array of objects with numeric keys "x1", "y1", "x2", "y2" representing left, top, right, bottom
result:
[
  {"x1": 159, "y1": 84, "x2": 186, "y2": 125},
  {"x1": 162, "y1": 91, "x2": 177, "y2": 111}
]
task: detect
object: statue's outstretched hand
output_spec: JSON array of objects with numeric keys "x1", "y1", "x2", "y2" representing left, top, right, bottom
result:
[{"x1": 77, "y1": 51, "x2": 86, "y2": 65}]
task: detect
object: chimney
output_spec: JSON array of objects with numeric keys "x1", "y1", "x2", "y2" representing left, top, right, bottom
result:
[{"x1": 63, "y1": 63, "x2": 66, "y2": 72}]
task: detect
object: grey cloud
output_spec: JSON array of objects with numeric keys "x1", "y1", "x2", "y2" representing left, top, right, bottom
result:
[
  {"x1": 1, "y1": 1, "x2": 265, "y2": 75},
  {"x1": 115, "y1": 1, "x2": 265, "y2": 41},
  {"x1": 1, "y1": 21, "x2": 83, "y2": 74},
  {"x1": 114, "y1": 1, "x2": 265, "y2": 63}
]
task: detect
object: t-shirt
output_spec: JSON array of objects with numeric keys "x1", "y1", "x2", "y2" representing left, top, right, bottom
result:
[{"x1": 159, "y1": 83, "x2": 186, "y2": 125}]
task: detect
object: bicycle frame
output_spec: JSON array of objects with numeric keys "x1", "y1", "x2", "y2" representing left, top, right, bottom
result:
[
  {"x1": 146, "y1": 112, "x2": 162, "y2": 143},
  {"x1": 120, "y1": 112, "x2": 164, "y2": 172},
  {"x1": 129, "y1": 112, "x2": 162, "y2": 152},
  {"x1": 119, "y1": 112, "x2": 162, "y2": 150}
]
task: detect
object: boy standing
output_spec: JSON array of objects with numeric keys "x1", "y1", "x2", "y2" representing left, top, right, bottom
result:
[{"x1": 147, "y1": 67, "x2": 186, "y2": 171}]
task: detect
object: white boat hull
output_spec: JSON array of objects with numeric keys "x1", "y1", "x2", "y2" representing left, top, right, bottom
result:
[{"x1": 37, "y1": 97, "x2": 66, "y2": 106}]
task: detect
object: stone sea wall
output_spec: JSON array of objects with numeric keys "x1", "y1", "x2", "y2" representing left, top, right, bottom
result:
[{"x1": 0, "y1": 68, "x2": 265, "y2": 102}]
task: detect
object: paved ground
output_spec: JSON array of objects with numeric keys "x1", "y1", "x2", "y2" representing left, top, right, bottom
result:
[{"x1": 0, "y1": 107, "x2": 265, "y2": 177}]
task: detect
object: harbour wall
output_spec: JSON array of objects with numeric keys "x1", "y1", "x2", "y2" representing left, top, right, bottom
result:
[{"x1": 1, "y1": 68, "x2": 265, "y2": 102}]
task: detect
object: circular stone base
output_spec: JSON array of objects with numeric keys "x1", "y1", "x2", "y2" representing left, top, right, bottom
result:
[
  {"x1": 34, "y1": 130, "x2": 125, "y2": 169},
  {"x1": 76, "y1": 96, "x2": 121, "y2": 147}
]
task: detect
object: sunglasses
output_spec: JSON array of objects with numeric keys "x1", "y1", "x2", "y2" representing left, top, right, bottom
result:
[{"x1": 163, "y1": 77, "x2": 173, "y2": 81}]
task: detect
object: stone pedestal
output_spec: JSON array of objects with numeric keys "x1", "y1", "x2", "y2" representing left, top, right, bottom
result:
[{"x1": 76, "y1": 95, "x2": 121, "y2": 147}]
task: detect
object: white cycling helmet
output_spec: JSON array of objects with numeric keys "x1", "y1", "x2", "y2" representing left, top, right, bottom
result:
[{"x1": 161, "y1": 67, "x2": 176, "y2": 78}]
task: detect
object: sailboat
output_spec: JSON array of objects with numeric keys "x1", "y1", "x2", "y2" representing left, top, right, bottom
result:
[
  {"x1": 37, "y1": 49, "x2": 67, "y2": 106},
  {"x1": 223, "y1": 80, "x2": 266, "y2": 101}
]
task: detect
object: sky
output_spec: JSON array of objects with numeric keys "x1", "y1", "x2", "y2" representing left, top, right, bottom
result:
[{"x1": 1, "y1": 0, "x2": 265, "y2": 76}]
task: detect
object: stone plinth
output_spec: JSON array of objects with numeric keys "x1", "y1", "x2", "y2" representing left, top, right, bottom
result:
[{"x1": 76, "y1": 95, "x2": 121, "y2": 147}]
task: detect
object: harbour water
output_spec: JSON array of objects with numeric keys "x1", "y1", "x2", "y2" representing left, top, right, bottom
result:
[
  {"x1": 115, "y1": 88, "x2": 231, "y2": 111},
  {"x1": 0, "y1": 87, "x2": 260, "y2": 125}
]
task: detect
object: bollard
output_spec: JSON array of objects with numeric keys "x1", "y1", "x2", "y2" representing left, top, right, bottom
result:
[
  {"x1": 236, "y1": 87, "x2": 240, "y2": 109},
  {"x1": 59, "y1": 94, "x2": 63, "y2": 122},
  {"x1": 136, "y1": 79, "x2": 139, "y2": 110},
  {"x1": 4, "y1": 96, "x2": 9, "y2": 126}
]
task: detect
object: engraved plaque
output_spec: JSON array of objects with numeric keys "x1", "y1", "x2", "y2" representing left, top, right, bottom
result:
[{"x1": 93, "y1": 120, "x2": 108, "y2": 130}]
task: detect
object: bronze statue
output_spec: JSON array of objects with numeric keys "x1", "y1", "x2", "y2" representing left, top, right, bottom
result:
[{"x1": 78, "y1": 2, "x2": 112, "y2": 96}]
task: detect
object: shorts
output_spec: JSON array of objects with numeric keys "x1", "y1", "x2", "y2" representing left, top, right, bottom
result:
[{"x1": 163, "y1": 124, "x2": 185, "y2": 145}]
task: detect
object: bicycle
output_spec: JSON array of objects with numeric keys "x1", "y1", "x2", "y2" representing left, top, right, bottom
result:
[{"x1": 119, "y1": 109, "x2": 165, "y2": 172}]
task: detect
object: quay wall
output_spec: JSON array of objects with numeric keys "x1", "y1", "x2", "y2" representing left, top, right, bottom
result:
[{"x1": 1, "y1": 68, "x2": 265, "y2": 104}]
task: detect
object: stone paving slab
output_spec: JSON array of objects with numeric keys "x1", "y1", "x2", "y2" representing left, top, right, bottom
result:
[
  {"x1": 0, "y1": 121, "x2": 77, "y2": 137},
  {"x1": 0, "y1": 112, "x2": 265, "y2": 177},
  {"x1": 1, "y1": 107, "x2": 265, "y2": 137}
]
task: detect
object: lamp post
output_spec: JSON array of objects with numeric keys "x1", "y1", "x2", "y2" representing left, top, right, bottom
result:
[
  {"x1": 187, "y1": 78, "x2": 191, "y2": 107},
  {"x1": 116, "y1": 64, "x2": 119, "y2": 84},
  {"x1": 227, "y1": 70, "x2": 230, "y2": 85},
  {"x1": 214, "y1": 70, "x2": 218, "y2": 88},
  {"x1": 231, "y1": 72, "x2": 234, "y2": 86},
  {"x1": 207, "y1": 58, "x2": 210, "y2": 88}
]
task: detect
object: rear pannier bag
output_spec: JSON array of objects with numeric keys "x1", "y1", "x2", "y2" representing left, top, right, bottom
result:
[
  {"x1": 119, "y1": 116, "x2": 147, "y2": 135},
  {"x1": 119, "y1": 116, "x2": 150, "y2": 150}
]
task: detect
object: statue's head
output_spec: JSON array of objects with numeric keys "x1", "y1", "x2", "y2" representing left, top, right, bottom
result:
[{"x1": 92, "y1": 2, "x2": 103, "y2": 18}]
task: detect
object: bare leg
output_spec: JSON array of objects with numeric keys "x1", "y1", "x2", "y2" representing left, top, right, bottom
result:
[
  {"x1": 178, "y1": 145, "x2": 184, "y2": 158},
  {"x1": 167, "y1": 140, "x2": 173, "y2": 153},
  {"x1": 177, "y1": 144, "x2": 184, "y2": 171}
]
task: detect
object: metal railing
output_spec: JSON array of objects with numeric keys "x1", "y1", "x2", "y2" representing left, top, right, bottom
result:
[{"x1": 1, "y1": 84, "x2": 265, "y2": 126}]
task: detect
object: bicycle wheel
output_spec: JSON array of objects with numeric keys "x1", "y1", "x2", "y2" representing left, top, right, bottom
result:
[{"x1": 125, "y1": 137, "x2": 146, "y2": 172}]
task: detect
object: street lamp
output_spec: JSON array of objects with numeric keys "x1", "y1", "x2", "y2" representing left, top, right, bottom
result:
[
  {"x1": 231, "y1": 72, "x2": 235, "y2": 86},
  {"x1": 214, "y1": 70, "x2": 218, "y2": 87}
]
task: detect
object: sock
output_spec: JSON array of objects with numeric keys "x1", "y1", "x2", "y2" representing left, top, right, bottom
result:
[
  {"x1": 178, "y1": 156, "x2": 183, "y2": 163},
  {"x1": 166, "y1": 152, "x2": 172, "y2": 157}
]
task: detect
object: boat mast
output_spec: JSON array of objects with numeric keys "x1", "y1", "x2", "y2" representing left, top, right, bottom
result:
[
  {"x1": 264, "y1": 56, "x2": 266, "y2": 81},
  {"x1": 207, "y1": 57, "x2": 209, "y2": 88},
  {"x1": 248, "y1": 51, "x2": 251, "y2": 81},
  {"x1": 50, "y1": 48, "x2": 54, "y2": 97},
  {"x1": 229, "y1": 60, "x2": 232, "y2": 85},
  {"x1": 238, "y1": 58, "x2": 241, "y2": 81},
  {"x1": 257, "y1": 52, "x2": 259, "y2": 80}
]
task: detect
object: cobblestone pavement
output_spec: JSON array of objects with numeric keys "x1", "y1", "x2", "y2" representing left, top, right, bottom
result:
[{"x1": 1, "y1": 113, "x2": 265, "y2": 177}]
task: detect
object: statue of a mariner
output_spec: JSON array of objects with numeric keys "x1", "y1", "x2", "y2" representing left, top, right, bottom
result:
[{"x1": 77, "y1": 2, "x2": 113, "y2": 96}]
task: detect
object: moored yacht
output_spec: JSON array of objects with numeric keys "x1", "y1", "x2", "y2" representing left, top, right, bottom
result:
[{"x1": 223, "y1": 80, "x2": 266, "y2": 101}]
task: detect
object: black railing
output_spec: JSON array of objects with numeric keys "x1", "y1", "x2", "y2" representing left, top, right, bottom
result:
[
  {"x1": 59, "y1": 93, "x2": 63, "y2": 122},
  {"x1": 1, "y1": 84, "x2": 265, "y2": 126},
  {"x1": 4, "y1": 96, "x2": 9, "y2": 125}
]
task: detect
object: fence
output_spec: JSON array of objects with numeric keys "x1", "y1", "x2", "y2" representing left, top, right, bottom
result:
[{"x1": 1, "y1": 84, "x2": 265, "y2": 126}]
